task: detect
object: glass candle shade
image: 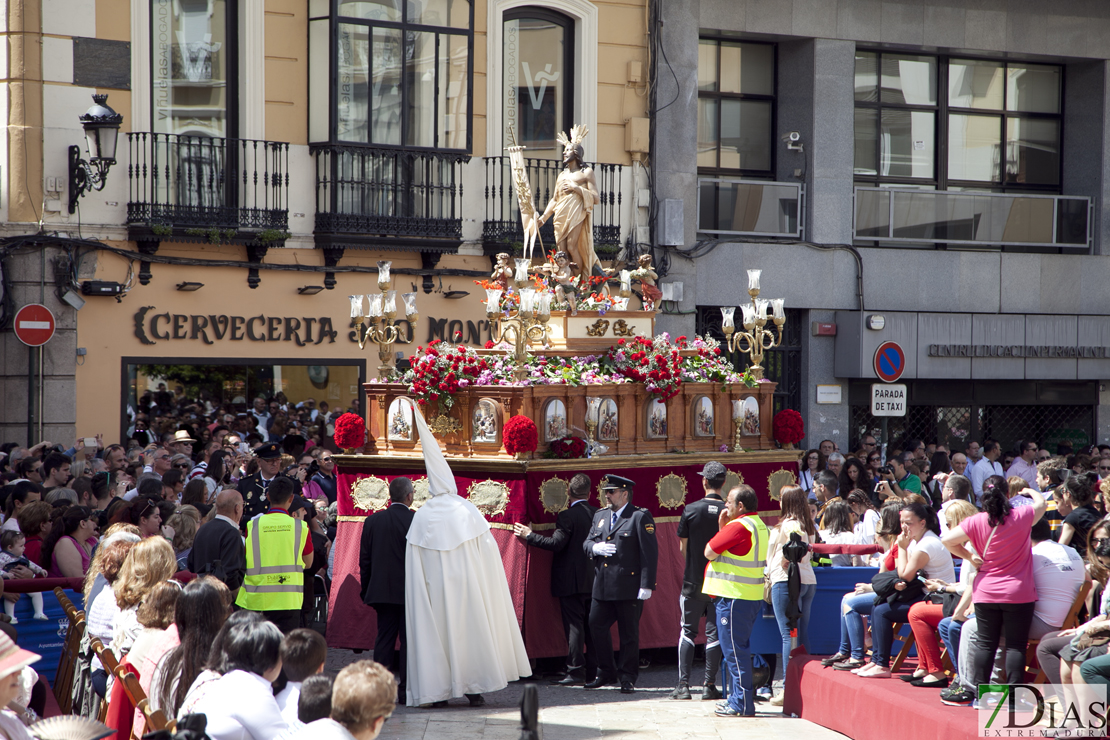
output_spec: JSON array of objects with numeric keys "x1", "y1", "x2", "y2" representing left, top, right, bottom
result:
[
  {"x1": 747, "y1": 269, "x2": 761, "y2": 292},
  {"x1": 771, "y1": 298, "x2": 785, "y2": 321},
  {"x1": 520, "y1": 287, "x2": 536, "y2": 315},
  {"x1": 514, "y1": 258, "x2": 531, "y2": 285},
  {"x1": 740, "y1": 305, "x2": 756, "y2": 330},
  {"x1": 366, "y1": 293, "x2": 383, "y2": 319},
  {"x1": 348, "y1": 294, "x2": 364, "y2": 318},
  {"x1": 721, "y1": 306, "x2": 736, "y2": 330},
  {"x1": 402, "y1": 292, "x2": 418, "y2": 321},
  {"x1": 485, "y1": 288, "x2": 504, "y2": 316},
  {"x1": 376, "y1": 260, "x2": 392, "y2": 290},
  {"x1": 383, "y1": 290, "x2": 397, "y2": 318}
]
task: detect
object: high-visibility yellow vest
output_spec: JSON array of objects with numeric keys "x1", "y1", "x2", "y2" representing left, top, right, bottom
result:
[
  {"x1": 702, "y1": 514, "x2": 768, "y2": 600},
  {"x1": 235, "y1": 512, "x2": 305, "y2": 612}
]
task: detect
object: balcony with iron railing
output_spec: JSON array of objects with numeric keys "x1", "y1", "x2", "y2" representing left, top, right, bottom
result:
[
  {"x1": 696, "y1": 178, "x2": 805, "y2": 239},
  {"x1": 483, "y1": 157, "x2": 624, "y2": 257},
  {"x1": 853, "y1": 188, "x2": 1092, "y2": 251},
  {"x1": 311, "y1": 146, "x2": 470, "y2": 252},
  {"x1": 126, "y1": 133, "x2": 290, "y2": 248}
]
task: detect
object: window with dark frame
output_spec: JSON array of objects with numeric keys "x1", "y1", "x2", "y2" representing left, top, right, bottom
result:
[
  {"x1": 313, "y1": 0, "x2": 474, "y2": 152},
  {"x1": 853, "y1": 51, "x2": 1063, "y2": 193},
  {"x1": 696, "y1": 39, "x2": 776, "y2": 177}
]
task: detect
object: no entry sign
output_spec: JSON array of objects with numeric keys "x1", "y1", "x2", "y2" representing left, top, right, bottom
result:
[
  {"x1": 873, "y1": 341, "x2": 906, "y2": 383},
  {"x1": 14, "y1": 304, "x2": 56, "y2": 347}
]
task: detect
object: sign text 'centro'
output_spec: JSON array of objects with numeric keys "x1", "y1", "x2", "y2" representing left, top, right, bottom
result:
[
  {"x1": 928, "y1": 344, "x2": 1110, "y2": 359},
  {"x1": 132, "y1": 307, "x2": 495, "y2": 347}
]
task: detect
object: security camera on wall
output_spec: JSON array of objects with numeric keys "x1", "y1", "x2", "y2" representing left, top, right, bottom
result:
[{"x1": 782, "y1": 131, "x2": 803, "y2": 152}]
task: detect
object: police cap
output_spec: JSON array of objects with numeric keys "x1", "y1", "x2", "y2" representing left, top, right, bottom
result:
[{"x1": 600, "y1": 474, "x2": 635, "y2": 491}]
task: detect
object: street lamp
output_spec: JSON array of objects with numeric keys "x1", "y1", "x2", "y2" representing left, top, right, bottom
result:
[
  {"x1": 720, "y1": 269, "x2": 785, "y2": 380},
  {"x1": 68, "y1": 94, "x2": 123, "y2": 214},
  {"x1": 350, "y1": 261, "x2": 419, "y2": 380}
]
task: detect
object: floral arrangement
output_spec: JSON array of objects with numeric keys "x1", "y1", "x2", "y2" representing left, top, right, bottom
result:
[
  {"x1": 772, "y1": 408, "x2": 805, "y2": 448},
  {"x1": 407, "y1": 340, "x2": 490, "y2": 411},
  {"x1": 402, "y1": 333, "x2": 746, "y2": 406},
  {"x1": 546, "y1": 435, "x2": 588, "y2": 459},
  {"x1": 674, "y1": 335, "x2": 745, "y2": 385},
  {"x1": 333, "y1": 412, "x2": 367, "y2": 450},
  {"x1": 602, "y1": 335, "x2": 683, "y2": 401},
  {"x1": 503, "y1": 415, "x2": 538, "y2": 454}
]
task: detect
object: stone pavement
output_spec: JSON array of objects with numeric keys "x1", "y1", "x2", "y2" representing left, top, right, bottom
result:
[{"x1": 325, "y1": 649, "x2": 851, "y2": 740}]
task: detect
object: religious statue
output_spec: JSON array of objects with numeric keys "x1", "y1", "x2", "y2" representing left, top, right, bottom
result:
[
  {"x1": 541, "y1": 251, "x2": 580, "y2": 315},
  {"x1": 630, "y1": 253, "x2": 661, "y2": 312},
  {"x1": 490, "y1": 252, "x2": 513, "y2": 291},
  {"x1": 529, "y1": 125, "x2": 603, "y2": 282}
]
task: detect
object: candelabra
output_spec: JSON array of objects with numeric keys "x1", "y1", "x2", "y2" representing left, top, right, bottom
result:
[
  {"x1": 486, "y1": 259, "x2": 552, "y2": 382},
  {"x1": 349, "y1": 261, "x2": 419, "y2": 380},
  {"x1": 720, "y1": 269, "x2": 785, "y2": 381}
]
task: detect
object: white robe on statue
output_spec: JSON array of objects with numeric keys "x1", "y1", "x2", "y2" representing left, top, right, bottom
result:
[{"x1": 404, "y1": 400, "x2": 531, "y2": 707}]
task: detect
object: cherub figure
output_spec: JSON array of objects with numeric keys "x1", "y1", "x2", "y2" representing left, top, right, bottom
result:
[
  {"x1": 491, "y1": 252, "x2": 513, "y2": 290},
  {"x1": 630, "y1": 253, "x2": 661, "y2": 312},
  {"x1": 542, "y1": 251, "x2": 580, "y2": 315}
]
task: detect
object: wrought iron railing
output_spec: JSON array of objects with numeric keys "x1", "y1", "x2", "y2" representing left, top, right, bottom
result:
[
  {"x1": 312, "y1": 146, "x2": 468, "y2": 244},
  {"x1": 853, "y1": 187, "x2": 1091, "y2": 250},
  {"x1": 126, "y1": 133, "x2": 289, "y2": 232},
  {"x1": 697, "y1": 178, "x2": 804, "y2": 239},
  {"x1": 482, "y1": 157, "x2": 623, "y2": 254}
]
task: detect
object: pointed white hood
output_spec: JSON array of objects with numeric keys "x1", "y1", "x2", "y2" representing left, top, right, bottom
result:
[{"x1": 405, "y1": 399, "x2": 490, "y2": 550}]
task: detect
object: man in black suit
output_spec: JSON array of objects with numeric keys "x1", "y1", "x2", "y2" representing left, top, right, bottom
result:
[
  {"x1": 583, "y1": 474, "x2": 658, "y2": 694},
  {"x1": 187, "y1": 489, "x2": 246, "y2": 592},
  {"x1": 237, "y1": 441, "x2": 285, "y2": 525},
  {"x1": 359, "y1": 476, "x2": 415, "y2": 698},
  {"x1": 514, "y1": 473, "x2": 598, "y2": 685}
]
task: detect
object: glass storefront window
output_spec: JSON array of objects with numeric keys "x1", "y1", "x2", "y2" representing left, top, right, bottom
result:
[{"x1": 126, "y1": 362, "x2": 365, "y2": 447}]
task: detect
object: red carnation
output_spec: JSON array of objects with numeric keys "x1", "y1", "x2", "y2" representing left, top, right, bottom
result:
[
  {"x1": 503, "y1": 415, "x2": 538, "y2": 454},
  {"x1": 333, "y1": 412, "x2": 367, "y2": 450},
  {"x1": 772, "y1": 409, "x2": 805, "y2": 446}
]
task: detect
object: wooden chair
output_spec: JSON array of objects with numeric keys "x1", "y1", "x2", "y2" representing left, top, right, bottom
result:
[
  {"x1": 116, "y1": 668, "x2": 175, "y2": 736},
  {"x1": 90, "y1": 638, "x2": 119, "y2": 724},
  {"x1": 890, "y1": 622, "x2": 916, "y2": 672},
  {"x1": 1027, "y1": 580, "x2": 1093, "y2": 684},
  {"x1": 52, "y1": 614, "x2": 85, "y2": 714}
]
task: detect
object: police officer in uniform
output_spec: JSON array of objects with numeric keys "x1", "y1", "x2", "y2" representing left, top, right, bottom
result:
[
  {"x1": 236, "y1": 476, "x2": 313, "y2": 633},
  {"x1": 237, "y1": 442, "x2": 286, "y2": 525},
  {"x1": 583, "y1": 474, "x2": 658, "y2": 694}
]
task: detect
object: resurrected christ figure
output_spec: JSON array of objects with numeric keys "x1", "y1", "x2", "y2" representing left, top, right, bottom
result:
[{"x1": 531, "y1": 125, "x2": 604, "y2": 281}]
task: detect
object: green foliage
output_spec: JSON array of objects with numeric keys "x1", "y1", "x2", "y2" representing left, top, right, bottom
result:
[
  {"x1": 149, "y1": 222, "x2": 174, "y2": 237},
  {"x1": 255, "y1": 229, "x2": 292, "y2": 245}
]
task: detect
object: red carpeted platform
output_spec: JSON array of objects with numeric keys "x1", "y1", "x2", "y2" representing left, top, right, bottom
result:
[{"x1": 783, "y1": 654, "x2": 980, "y2": 740}]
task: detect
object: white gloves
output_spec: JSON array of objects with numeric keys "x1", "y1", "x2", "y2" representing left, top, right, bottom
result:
[
  {"x1": 592, "y1": 542, "x2": 617, "y2": 557},
  {"x1": 638, "y1": 588, "x2": 653, "y2": 600}
]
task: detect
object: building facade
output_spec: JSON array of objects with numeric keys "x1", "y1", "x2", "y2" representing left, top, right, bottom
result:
[
  {"x1": 652, "y1": 0, "x2": 1110, "y2": 454},
  {"x1": 0, "y1": 0, "x2": 650, "y2": 444}
]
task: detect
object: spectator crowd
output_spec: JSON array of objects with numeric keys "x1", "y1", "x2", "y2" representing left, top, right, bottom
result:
[{"x1": 3, "y1": 407, "x2": 1110, "y2": 736}]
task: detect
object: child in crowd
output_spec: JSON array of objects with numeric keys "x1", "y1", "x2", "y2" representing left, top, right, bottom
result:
[
  {"x1": 0, "y1": 531, "x2": 47, "y2": 623},
  {"x1": 297, "y1": 674, "x2": 334, "y2": 724},
  {"x1": 275, "y1": 629, "x2": 328, "y2": 725}
]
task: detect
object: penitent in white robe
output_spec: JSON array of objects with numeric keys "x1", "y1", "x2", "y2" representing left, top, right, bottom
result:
[{"x1": 404, "y1": 495, "x2": 531, "y2": 707}]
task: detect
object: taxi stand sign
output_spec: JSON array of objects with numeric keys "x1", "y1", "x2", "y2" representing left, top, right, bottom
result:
[{"x1": 871, "y1": 383, "x2": 907, "y2": 417}]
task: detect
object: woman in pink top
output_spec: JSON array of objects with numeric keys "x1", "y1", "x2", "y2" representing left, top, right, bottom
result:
[
  {"x1": 41, "y1": 506, "x2": 98, "y2": 578},
  {"x1": 942, "y1": 474, "x2": 1046, "y2": 687}
]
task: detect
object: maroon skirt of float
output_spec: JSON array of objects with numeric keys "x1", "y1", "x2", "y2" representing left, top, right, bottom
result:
[{"x1": 327, "y1": 452, "x2": 799, "y2": 658}]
